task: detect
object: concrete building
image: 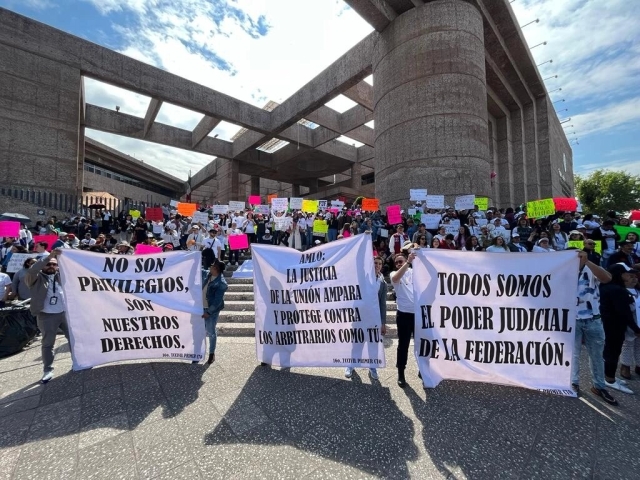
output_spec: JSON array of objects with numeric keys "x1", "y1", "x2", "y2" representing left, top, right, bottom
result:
[{"x1": 0, "y1": 0, "x2": 572, "y2": 213}]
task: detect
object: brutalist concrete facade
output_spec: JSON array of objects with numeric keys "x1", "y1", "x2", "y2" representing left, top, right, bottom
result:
[{"x1": 0, "y1": 1, "x2": 572, "y2": 211}]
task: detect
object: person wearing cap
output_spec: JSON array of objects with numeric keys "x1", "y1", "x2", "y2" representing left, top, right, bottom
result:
[
  {"x1": 607, "y1": 240, "x2": 640, "y2": 270},
  {"x1": 532, "y1": 238, "x2": 553, "y2": 253},
  {"x1": 25, "y1": 248, "x2": 68, "y2": 383},
  {"x1": 599, "y1": 263, "x2": 640, "y2": 394},
  {"x1": 81, "y1": 232, "x2": 96, "y2": 247},
  {"x1": 582, "y1": 238, "x2": 601, "y2": 266},
  {"x1": 113, "y1": 240, "x2": 133, "y2": 255},
  {"x1": 508, "y1": 232, "x2": 527, "y2": 252},
  {"x1": 572, "y1": 250, "x2": 617, "y2": 404},
  {"x1": 390, "y1": 250, "x2": 417, "y2": 388},
  {"x1": 186, "y1": 225, "x2": 204, "y2": 252},
  {"x1": 51, "y1": 231, "x2": 70, "y2": 250},
  {"x1": 227, "y1": 222, "x2": 243, "y2": 265},
  {"x1": 568, "y1": 230, "x2": 585, "y2": 242}
]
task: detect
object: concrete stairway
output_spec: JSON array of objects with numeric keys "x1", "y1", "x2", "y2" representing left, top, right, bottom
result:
[{"x1": 218, "y1": 253, "x2": 399, "y2": 338}]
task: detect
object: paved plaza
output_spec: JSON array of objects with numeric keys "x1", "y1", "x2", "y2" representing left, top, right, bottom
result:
[{"x1": 1, "y1": 336, "x2": 640, "y2": 479}]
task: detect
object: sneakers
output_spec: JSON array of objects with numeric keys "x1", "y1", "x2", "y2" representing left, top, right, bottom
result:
[
  {"x1": 605, "y1": 379, "x2": 634, "y2": 394},
  {"x1": 344, "y1": 367, "x2": 353, "y2": 378},
  {"x1": 41, "y1": 371, "x2": 53, "y2": 384},
  {"x1": 369, "y1": 368, "x2": 378, "y2": 380},
  {"x1": 590, "y1": 387, "x2": 618, "y2": 405}
]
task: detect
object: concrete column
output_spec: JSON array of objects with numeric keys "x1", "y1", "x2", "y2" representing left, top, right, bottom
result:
[
  {"x1": 524, "y1": 103, "x2": 540, "y2": 200},
  {"x1": 250, "y1": 175, "x2": 260, "y2": 195},
  {"x1": 307, "y1": 178, "x2": 319, "y2": 194},
  {"x1": 535, "y1": 96, "x2": 553, "y2": 198},
  {"x1": 495, "y1": 115, "x2": 514, "y2": 208},
  {"x1": 291, "y1": 184, "x2": 301, "y2": 197},
  {"x1": 350, "y1": 163, "x2": 362, "y2": 190},
  {"x1": 510, "y1": 110, "x2": 527, "y2": 205},
  {"x1": 373, "y1": 0, "x2": 489, "y2": 208},
  {"x1": 216, "y1": 158, "x2": 240, "y2": 202}
]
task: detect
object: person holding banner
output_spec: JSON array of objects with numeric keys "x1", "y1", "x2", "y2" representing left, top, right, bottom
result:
[
  {"x1": 201, "y1": 260, "x2": 228, "y2": 364},
  {"x1": 507, "y1": 233, "x2": 527, "y2": 252},
  {"x1": 391, "y1": 250, "x2": 417, "y2": 388},
  {"x1": 345, "y1": 256, "x2": 387, "y2": 381},
  {"x1": 24, "y1": 249, "x2": 69, "y2": 383},
  {"x1": 571, "y1": 251, "x2": 617, "y2": 405}
]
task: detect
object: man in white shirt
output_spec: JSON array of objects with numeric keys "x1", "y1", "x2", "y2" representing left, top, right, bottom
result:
[
  {"x1": 80, "y1": 233, "x2": 96, "y2": 247},
  {"x1": 203, "y1": 229, "x2": 223, "y2": 261},
  {"x1": 390, "y1": 251, "x2": 417, "y2": 388}
]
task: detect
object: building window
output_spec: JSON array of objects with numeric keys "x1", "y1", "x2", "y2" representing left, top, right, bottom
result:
[{"x1": 361, "y1": 172, "x2": 375, "y2": 185}]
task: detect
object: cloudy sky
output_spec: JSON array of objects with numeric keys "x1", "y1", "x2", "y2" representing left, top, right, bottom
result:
[{"x1": 2, "y1": 0, "x2": 639, "y2": 180}]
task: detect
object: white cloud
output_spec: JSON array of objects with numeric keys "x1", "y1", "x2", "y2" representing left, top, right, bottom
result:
[
  {"x1": 80, "y1": 0, "x2": 373, "y2": 179},
  {"x1": 570, "y1": 97, "x2": 640, "y2": 137}
]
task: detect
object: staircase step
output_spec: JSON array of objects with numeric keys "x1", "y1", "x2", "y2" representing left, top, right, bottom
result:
[
  {"x1": 224, "y1": 300, "x2": 398, "y2": 312},
  {"x1": 227, "y1": 284, "x2": 254, "y2": 292},
  {"x1": 225, "y1": 278, "x2": 254, "y2": 284},
  {"x1": 217, "y1": 322, "x2": 398, "y2": 338}
]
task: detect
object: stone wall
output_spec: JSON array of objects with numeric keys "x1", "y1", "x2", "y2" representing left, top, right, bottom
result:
[{"x1": 0, "y1": 41, "x2": 80, "y2": 195}]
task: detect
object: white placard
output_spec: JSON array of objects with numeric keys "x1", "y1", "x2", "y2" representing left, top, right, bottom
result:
[
  {"x1": 331, "y1": 200, "x2": 345, "y2": 209},
  {"x1": 271, "y1": 198, "x2": 289, "y2": 212},
  {"x1": 443, "y1": 225, "x2": 459, "y2": 236},
  {"x1": 318, "y1": 200, "x2": 328, "y2": 210},
  {"x1": 228, "y1": 201, "x2": 245, "y2": 212},
  {"x1": 252, "y1": 235, "x2": 386, "y2": 368},
  {"x1": 421, "y1": 214, "x2": 441, "y2": 230},
  {"x1": 192, "y1": 211, "x2": 209, "y2": 225},
  {"x1": 379, "y1": 228, "x2": 389, "y2": 238},
  {"x1": 170, "y1": 200, "x2": 179, "y2": 207},
  {"x1": 212, "y1": 205, "x2": 229, "y2": 214},
  {"x1": 58, "y1": 250, "x2": 205, "y2": 370},
  {"x1": 7, "y1": 253, "x2": 38, "y2": 273},
  {"x1": 449, "y1": 219, "x2": 461, "y2": 227},
  {"x1": 289, "y1": 198, "x2": 303, "y2": 210},
  {"x1": 454, "y1": 195, "x2": 476, "y2": 211},
  {"x1": 426, "y1": 195, "x2": 445, "y2": 209},
  {"x1": 477, "y1": 219, "x2": 488, "y2": 226},
  {"x1": 413, "y1": 250, "x2": 578, "y2": 396},
  {"x1": 410, "y1": 189, "x2": 428, "y2": 201}
]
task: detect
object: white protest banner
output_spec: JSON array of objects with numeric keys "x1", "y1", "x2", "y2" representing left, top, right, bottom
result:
[
  {"x1": 454, "y1": 195, "x2": 475, "y2": 210},
  {"x1": 271, "y1": 197, "x2": 289, "y2": 213},
  {"x1": 421, "y1": 214, "x2": 441, "y2": 230},
  {"x1": 212, "y1": 204, "x2": 229, "y2": 214},
  {"x1": 426, "y1": 195, "x2": 445, "y2": 209},
  {"x1": 443, "y1": 225, "x2": 459, "y2": 236},
  {"x1": 289, "y1": 197, "x2": 303, "y2": 210},
  {"x1": 331, "y1": 200, "x2": 345, "y2": 209},
  {"x1": 228, "y1": 201, "x2": 245, "y2": 212},
  {"x1": 318, "y1": 200, "x2": 328, "y2": 210},
  {"x1": 410, "y1": 189, "x2": 428, "y2": 201},
  {"x1": 58, "y1": 250, "x2": 205, "y2": 370},
  {"x1": 252, "y1": 234, "x2": 385, "y2": 368},
  {"x1": 192, "y1": 211, "x2": 209, "y2": 225},
  {"x1": 6, "y1": 253, "x2": 38, "y2": 273},
  {"x1": 413, "y1": 250, "x2": 578, "y2": 396}
]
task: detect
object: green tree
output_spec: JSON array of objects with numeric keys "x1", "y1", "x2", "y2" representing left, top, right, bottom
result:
[{"x1": 575, "y1": 169, "x2": 640, "y2": 215}]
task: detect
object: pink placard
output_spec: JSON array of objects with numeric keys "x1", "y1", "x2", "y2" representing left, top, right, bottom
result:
[
  {"x1": 248, "y1": 195, "x2": 261, "y2": 205},
  {"x1": 135, "y1": 244, "x2": 163, "y2": 255},
  {"x1": 33, "y1": 234, "x2": 59, "y2": 251},
  {"x1": 386, "y1": 205, "x2": 402, "y2": 225},
  {"x1": 0, "y1": 221, "x2": 20, "y2": 237},
  {"x1": 229, "y1": 234, "x2": 249, "y2": 251},
  {"x1": 328, "y1": 208, "x2": 340, "y2": 214}
]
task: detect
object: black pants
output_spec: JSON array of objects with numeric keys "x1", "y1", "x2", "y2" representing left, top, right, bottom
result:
[
  {"x1": 228, "y1": 249, "x2": 239, "y2": 265},
  {"x1": 396, "y1": 310, "x2": 415, "y2": 370},
  {"x1": 603, "y1": 323, "x2": 626, "y2": 379}
]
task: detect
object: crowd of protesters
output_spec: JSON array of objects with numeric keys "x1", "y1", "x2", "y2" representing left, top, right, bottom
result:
[{"x1": 2, "y1": 199, "x2": 640, "y2": 398}]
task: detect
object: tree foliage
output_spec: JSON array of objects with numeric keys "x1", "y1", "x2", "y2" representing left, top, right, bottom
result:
[{"x1": 575, "y1": 169, "x2": 640, "y2": 215}]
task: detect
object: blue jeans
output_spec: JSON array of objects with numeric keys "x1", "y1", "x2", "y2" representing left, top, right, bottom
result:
[
  {"x1": 204, "y1": 312, "x2": 220, "y2": 354},
  {"x1": 306, "y1": 229, "x2": 314, "y2": 247},
  {"x1": 571, "y1": 316, "x2": 606, "y2": 389},
  {"x1": 328, "y1": 228, "x2": 338, "y2": 242}
]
